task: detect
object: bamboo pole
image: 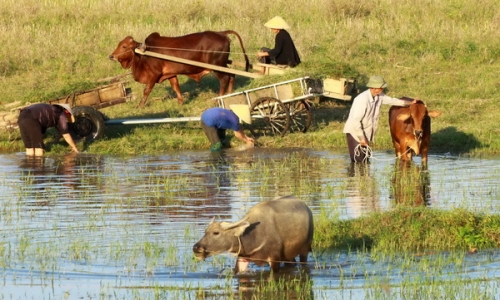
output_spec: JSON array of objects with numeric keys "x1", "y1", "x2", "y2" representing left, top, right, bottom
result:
[{"x1": 134, "y1": 49, "x2": 262, "y2": 79}]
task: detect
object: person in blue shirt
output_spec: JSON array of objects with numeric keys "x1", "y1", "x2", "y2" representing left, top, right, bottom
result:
[{"x1": 201, "y1": 105, "x2": 255, "y2": 152}]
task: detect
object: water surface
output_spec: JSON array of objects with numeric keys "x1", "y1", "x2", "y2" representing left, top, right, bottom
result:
[{"x1": 0, "y1": 149, "x2": 499, "y2": 299}]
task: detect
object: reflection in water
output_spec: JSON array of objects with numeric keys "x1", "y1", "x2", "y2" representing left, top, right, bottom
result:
[
  {"x1": 345, "y1": 162, "x2": 380, "y2": 218},
  {"x1": 389, "y1": 160, "x2": 431, "y2": 206},
  {"x1": 193, "y1": 268, "x2": 314, "y2": 300},
  {"x1": 18, "y1": 153, "x2": 106, "y2": 207},
  {"x1": 149, "y1": 151, "x2": 241, "y2": 220},
  {"x1": 236, "y1": 268, "x2": 314, "y2": 300}
]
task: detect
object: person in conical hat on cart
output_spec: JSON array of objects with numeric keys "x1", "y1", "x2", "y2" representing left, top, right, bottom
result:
[
  {"x1": 257, "y1": 16, "x2": 301, "y2": 74},
  {"x1": 17, "y1": 103, "x2": 79, "y2": 156},
  {"x1": 200, "y1": 105, "x2": 255, "y2": 152}
]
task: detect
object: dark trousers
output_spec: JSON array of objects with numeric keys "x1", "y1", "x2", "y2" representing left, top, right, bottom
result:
[
  {"x1": 346, "y1": 133, "x2": 368, "y2": 162},
  {"x1": 18, "y1": 109, "x2": 44, "y2": 149}
]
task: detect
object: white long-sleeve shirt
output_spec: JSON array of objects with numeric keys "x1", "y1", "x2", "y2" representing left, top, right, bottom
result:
[{"x1": 343, "y1": 89, "x2": 410, "y2": 143}]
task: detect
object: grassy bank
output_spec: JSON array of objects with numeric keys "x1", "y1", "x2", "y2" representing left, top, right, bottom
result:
[
  {"x1": 1, "y1": 0, "x2": 500, "y2": 156},
  {"x1": 314, "y1": 206, "x2": 500, "y2": 253}
]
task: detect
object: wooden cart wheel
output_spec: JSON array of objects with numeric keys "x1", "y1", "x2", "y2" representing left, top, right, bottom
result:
[
  {"x1": 285, "y1": 100, "x2": 313, "y2": 133},
  {"x1": 249, "y1": 97, "x2": 290, "y2": 137},
  {"x1": 69, "y1": 106, "x2": 105, "y2": 142}
]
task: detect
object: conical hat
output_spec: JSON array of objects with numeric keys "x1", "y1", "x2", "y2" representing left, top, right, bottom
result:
[
  {"x1": 229, "y1": 104, "x2": 252, "y2": 124},
  {"x1": 52, "y1": 103, "x2": 76, "y2": 123},
  {"x1": 264, "y1": 16, "x2": 290, "y2": 29}
]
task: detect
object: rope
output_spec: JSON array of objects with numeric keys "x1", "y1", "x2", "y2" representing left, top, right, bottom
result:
[
  {"x1": 111, "y1": 48, "x2": 135, "y2": 58},
  {"x1": 234, "y1": 237, "x2": 317, "y2": 267},
  {"x1": 146, "y1": 45, "x2": 250, "y2": 56},
  {"x1": 230, "y1": 252, "x2": 350, "y2": 271},
  {"x1": 354, "y1": 144, "x2": 372, "y2": 163},
  {"x1": 237, "y1": 236, "x2": 243, "y2": 256},
  {"x1": 111, "y1": 45, "x2": 249, "y2": 61}
]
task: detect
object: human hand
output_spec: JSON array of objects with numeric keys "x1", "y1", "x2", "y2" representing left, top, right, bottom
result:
[{"x1": 246, "y1": 137, "x2": 255, "y2": 147}]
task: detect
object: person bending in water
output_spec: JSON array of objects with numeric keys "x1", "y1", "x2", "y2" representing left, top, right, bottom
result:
[
  {"x1": 200, "y1": 105, "x2": 254, "y2": 152},
  {"x1": 17, "y1": 103, "x2": 79, "y2": 156}
]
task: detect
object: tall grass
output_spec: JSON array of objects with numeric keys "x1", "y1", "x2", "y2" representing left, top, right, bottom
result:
[{"x1": 1, "y1": 0, "x2": 500, "y2": 155}]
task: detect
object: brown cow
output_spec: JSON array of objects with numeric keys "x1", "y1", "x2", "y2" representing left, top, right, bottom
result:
[
  {"x1": 110, "y1": 31, "x2": 250, "y2": 108},
  {"x1": 389, "y1": 98, "x2": 441, "y2": 164}
]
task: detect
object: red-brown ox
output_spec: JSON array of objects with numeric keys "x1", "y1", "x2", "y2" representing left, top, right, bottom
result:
[
  {"x1": 109, "y1": 31, "x2": 250, "y2": 108},
  {"x1": 389, "y1": 98, "x2": 442, "y2": 164}
]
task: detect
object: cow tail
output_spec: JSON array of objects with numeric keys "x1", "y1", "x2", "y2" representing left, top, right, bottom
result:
[{"x1": 221, "y1": 30, "x2": 250, "y2": 72}]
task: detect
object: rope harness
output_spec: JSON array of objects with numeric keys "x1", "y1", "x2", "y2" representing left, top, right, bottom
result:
[
  {"x1": 146, "y1": 45, "x2": 249, "y2": 56},
  {"x1": 237, "y1": 236, "x2": 243, "y2": 256},
  {"x1": 234, "y1": 236, "x2": 317, "y2": 267},
  {"x1": 111, "y1": 48, "x2": 135, "y2": 59},
  {"x1": 113, "y1": 43, "x2": 249, "y2": 58}
]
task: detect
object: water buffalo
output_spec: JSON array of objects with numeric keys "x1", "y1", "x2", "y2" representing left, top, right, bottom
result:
[
  {"x1": 389, "y1": 98, "x2": 441, "y2": 164},
  {"x1": 110, "y1": 31, "x2": 250, "y2": 108},
  {"x1": 193, "y1": 195, "x2": 314, "y2": 274}
]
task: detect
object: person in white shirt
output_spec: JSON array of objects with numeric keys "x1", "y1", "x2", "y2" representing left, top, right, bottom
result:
[{"x1": 343, "y1": 76, "x2": 416, "y2": 162}]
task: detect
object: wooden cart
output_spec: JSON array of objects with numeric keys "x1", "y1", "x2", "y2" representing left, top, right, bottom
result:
[
  {"x1": 213, "y1": 76, "x2": 356, "y2": 137},
  {"x1": 47, "y1": 81, "x2": 133, "y2": 142},
  {"x1": 0, "y1": 81, "x2": 132, "y2": 141}
]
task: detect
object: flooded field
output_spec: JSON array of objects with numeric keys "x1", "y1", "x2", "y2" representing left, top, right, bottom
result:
[{"x1": 0, "y1": 148, "x2": 499, "y2": 299}]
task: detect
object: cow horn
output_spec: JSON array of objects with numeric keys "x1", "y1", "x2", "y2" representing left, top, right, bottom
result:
[
  {"x1": 220, "y1": 219, "x2": 242, "y2": 230},
  {"x1": 220, "y1": 218, "x2": 251, "y2": 237}
]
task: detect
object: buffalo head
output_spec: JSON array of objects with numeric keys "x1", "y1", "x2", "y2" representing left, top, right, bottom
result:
[{"x1": 192, "y1": 217, "x2": 250, "y2": 260}]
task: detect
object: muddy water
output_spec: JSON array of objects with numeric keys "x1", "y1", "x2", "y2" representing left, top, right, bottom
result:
[{"x1": 0, "y1": 149, "x2": 499, "y2": 299}]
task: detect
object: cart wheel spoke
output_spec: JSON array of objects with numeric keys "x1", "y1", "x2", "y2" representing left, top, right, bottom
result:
[
  {"x1": 286, "y1": 100, "x2": 312, "y2": 133},
  {"x1": 250, "y1": 97, "x2": 290, "y2": 137}
]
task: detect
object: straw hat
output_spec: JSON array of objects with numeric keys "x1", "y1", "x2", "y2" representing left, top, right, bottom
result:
[
  {"x1": 366, "y1": 76, "x2": 388, "y2": 89},
  {"x1": 264, "y1": 16, "x2": 290, "y2": 30},
  {"x1": 53, "y1": 103, "x2": 76, "y2": 123},
  {"x1": 229, "y1": 104, "x2": 252, "y2": 124}
]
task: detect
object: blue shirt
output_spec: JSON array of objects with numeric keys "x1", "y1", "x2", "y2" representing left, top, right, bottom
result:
[{"x1": 201, "y1": 108, "x2": 241, "y2": 131}]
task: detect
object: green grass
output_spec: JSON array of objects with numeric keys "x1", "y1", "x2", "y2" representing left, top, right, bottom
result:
[
  {"x1": 1, "y1": 0, "x2": 500, "y2": 156},
  {"x1": 314, "y1": 206, "x2": 500, "y2": 253}
]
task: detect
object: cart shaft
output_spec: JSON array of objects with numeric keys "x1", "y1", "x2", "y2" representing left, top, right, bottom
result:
[{"x1": 105, "y1": 116, "x2": 201, "y2": 125}]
